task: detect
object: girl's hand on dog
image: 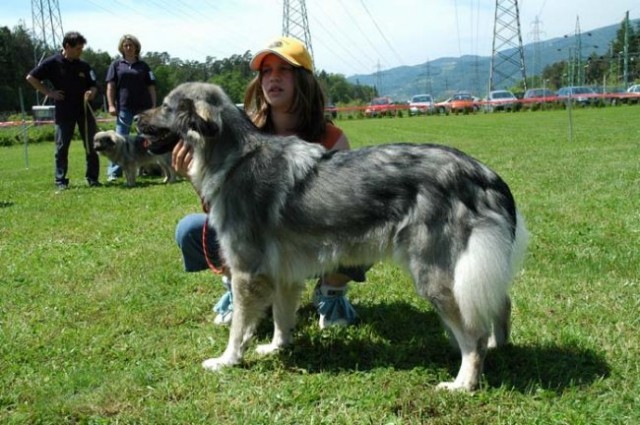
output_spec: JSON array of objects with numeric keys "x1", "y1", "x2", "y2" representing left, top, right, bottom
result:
[{"x1": 172, "y1": 140, "x2": 193, "y2": 178}]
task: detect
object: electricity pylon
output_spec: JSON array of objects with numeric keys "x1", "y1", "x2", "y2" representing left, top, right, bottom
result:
[
  {"x1": 282, "y1": 0, "x2": 314, "y2": 71},
  {"x1": 489, "y1": 0, "x2": 527, "y2": 92},
  {"x1": 31, "y1": 0, "x2": 64, "y2": 65}
]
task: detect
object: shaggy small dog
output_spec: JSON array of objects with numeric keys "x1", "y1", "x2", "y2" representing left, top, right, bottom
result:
[
  {"x1": 93, "y1": 130, "x2": 176, "y2": 187},
  {"x1": 136, "y1": 82, "x2": 528, "y2": 391}
]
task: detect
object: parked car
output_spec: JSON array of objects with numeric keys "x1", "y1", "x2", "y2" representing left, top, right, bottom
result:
[
  {"x1": 364, "y1": 96, "x2": 396, "y2": 117},
  {"x1": 435, "y1": 92, "x2": 478, "y2": 115},
  {"x1": 597, "y1": 87, "x2": 630, "y2": 105},
  {"x1": 484, "y1": 89, "x2": 519, "y2": 112},
  {"x1": 522, "y1": 88, "x2": 558, "y2": 109},
  {"x1": 556, "y1": 86, "x2": 600, "y2": 106},
  {"x1": 408, "y1": 94, "x2": 434, "y2": 115},
  {"x1": 624, "y1": 84, "x2": 640, "y2": 104}
]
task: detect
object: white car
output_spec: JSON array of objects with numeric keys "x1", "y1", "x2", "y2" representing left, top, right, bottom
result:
[
  {"x1": 627, "y1": 84, "x2": 640, "y2": 94},
  {"x1": 484, "y1": 90, "x2": 519, "y2": 112},
  {"x1": 408, "y1": 94, "x2": 435, "y2": 115}
]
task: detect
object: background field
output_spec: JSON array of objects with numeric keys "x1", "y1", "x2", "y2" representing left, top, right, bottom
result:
[{"x1": 1, "y1": 108, "x2": 638, "y2": 424}]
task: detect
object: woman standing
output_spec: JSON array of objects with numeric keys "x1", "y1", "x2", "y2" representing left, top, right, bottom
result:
[{"x1": 105, "y1": 34, "x2": 157, "y2": 181}]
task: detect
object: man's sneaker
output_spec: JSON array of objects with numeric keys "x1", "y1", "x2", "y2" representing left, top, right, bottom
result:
[
  {"x1": 213, "y1": 276, "x2": 233, "y2": 326},
  {"x1": 55, "y1": 183, "x2": 68, "y2": 193},
  {"x1": 107, "y1": 175, "x2": 118, "y2": 183},
  {"x1": 88, "y1": 180, "x2": 102, "y2": 188},
  {"x1": 313, "y1": 280, "x2": 357, "y2": 329}
]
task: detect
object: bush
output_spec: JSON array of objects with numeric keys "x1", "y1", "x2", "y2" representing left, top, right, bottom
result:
[{"x1": 0, "y1": 119, "x2": 113, "y2": 147}]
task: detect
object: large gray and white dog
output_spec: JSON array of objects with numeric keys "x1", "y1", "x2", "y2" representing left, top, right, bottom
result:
[
  {"x1": 93, "y1": 130, "x2": 177, "y2": 187},
  {"x1": 136, "y1": 82, "x2": 528, "y2": 391}
]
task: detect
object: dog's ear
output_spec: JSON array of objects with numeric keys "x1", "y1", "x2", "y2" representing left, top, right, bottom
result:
[{"x1": 177, "y1": 98, "x2": 219, "y2": 137}]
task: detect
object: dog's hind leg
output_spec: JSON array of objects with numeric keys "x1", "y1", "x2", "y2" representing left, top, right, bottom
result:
[
  {"x1": 415, "y1": 269, "x2": 489, "y2": 392},
  {"x1": 435, "y1": 312, "x2": 489, "y2": 392},
  {"x1": 488, "y1": 295, "x2": 511, "y2": 349},
  {"x1": 433, "y1": 226, "x2": 513, "y2": 391},
  {"x1": 202, "y1": 272, "x2": 274, "y2": 371},
  {"x1": 256, "y1": 281, "x2": 303, "y2": 356}
]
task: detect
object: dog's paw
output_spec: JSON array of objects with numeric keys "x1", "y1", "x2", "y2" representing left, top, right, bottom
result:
[
  {"x1": 255, "y1": 343, "x2": 283, "y2": 356},
  {"x1": 435, "y1": 381, "x2": 475, "y2": 392},
  {"x1": 201, "y1": 356, "x2": 238, "y2": 372}
]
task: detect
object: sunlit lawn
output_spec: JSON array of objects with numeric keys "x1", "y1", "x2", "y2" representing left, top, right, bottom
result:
[{"x1": 1, "y1": 106, "x2": 639, "y2": 424}]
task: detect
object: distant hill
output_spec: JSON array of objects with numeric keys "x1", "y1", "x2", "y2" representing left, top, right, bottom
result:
[{"x1": 347, "y1": 19, "x2": 636, "y2": 101}]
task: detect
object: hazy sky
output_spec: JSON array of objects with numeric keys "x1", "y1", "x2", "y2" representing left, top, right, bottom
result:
[{"x1": 1, "y1": 0, "x2": 637, "y2": 76}]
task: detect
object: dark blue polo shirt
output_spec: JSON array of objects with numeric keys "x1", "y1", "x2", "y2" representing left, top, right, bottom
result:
[
  {"x1": 28, "y1": 52, "x2": 97, "y2": 122},
  {"x1": 105, "y1": 59, "x2": 156, "y2": 113}
]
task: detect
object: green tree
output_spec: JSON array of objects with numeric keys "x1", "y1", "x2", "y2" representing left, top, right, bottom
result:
[{"x1": 0, "y1": 24, "x2": 36, "y2": 114}]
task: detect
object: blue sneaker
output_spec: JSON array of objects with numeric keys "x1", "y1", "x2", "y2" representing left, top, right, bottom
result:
[
  {"x1": 313, "y1": 280, "x2": 357, "y2": 329},
  {"x1": 213, "y1": 276, "x2": 233, "y2": 326}
]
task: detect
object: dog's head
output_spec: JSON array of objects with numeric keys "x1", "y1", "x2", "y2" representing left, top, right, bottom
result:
[
  {"x1": 135, "y1": 82, "x2": 229, "y2": 155},
  {"x1": 93, "y1": 130, "x2": 120, "y2": 153}
]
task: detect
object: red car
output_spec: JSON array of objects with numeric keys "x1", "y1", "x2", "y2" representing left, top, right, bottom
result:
[
  {"x1": 365, "y1": 97, "x2": 396, "y2": 117},
  {"x1": 435, "y1": 93, "x2": 478, "y2": 115}
]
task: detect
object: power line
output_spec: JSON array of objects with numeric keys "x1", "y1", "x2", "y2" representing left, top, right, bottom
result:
[{"x1": 358, "y1": 0, "x2": 405, "y2": 67}]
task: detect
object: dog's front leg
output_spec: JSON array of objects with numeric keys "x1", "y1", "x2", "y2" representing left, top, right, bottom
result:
[
  {"x1": 202, "y1": 272, "x2": 273, "y2": 371},
  {"x1": 256, "y1": 281, "x2": 303, "y2": 356}
]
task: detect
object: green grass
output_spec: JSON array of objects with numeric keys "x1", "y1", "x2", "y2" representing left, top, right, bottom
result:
[{"x1": 1, "y1": 107, "x2": 639, "y2": 424}]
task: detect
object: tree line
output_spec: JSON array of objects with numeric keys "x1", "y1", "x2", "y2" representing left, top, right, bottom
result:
[
  {"x1": 0, "y1": 24, "x2": 377, "y2": 120},
  {"x1": 525, "y1": 17, "x2": 640, "y2": 91}
]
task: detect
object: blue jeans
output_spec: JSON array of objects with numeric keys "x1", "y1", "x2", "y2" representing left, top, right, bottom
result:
[
  {"x1": 107, "y1": 109, "x2": 135, "y2": 178},
  {"x1": 54, "y1": 114, "x2": 99, "y2": 185},
  {"x1": 174, "y1": 212, "x2": 368, "y2": 282},
  {"x1": 175, "y1": 213, "x2": 223, "y2": 272}
]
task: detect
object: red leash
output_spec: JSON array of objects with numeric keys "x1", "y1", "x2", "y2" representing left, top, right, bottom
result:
[{"x1": 202, "y1": 218, "x2": 225, "y2": 275}]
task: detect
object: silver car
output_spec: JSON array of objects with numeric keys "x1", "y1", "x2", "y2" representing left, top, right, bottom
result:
[{"x1": 408, "y1": 94, "x2": 435, "y2": 116}]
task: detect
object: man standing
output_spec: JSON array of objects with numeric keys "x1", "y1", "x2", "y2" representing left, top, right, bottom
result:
[{"x1": 26, "y1": 31, "x2": 101, "y2": 191}]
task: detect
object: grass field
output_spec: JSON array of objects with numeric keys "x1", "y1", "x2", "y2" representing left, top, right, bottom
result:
[{"x1": 1, "y1": 107, "x2": 639, "y2": 424}]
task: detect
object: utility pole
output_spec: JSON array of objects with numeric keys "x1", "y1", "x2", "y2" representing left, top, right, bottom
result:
[
  {"x1": 623, "y1": 10, "x2": 629, "y2": 88},
  {"x1": 375, "y1": 60, "x2": 383, "y2": 97},
  {"x1": 575, "y1": 16, "x2": 584, "y2": 86},
  {"x1": 489, "y1": 0, "x2": 527, "y2": 93},
  {"x1": 282, "y1": 0, "x2": 314, "y2": 70}
]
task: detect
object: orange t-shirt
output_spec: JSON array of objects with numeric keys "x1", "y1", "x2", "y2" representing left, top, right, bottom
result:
[{"x1": 319, "y1": 123, "x2": 344, "y2": 150}]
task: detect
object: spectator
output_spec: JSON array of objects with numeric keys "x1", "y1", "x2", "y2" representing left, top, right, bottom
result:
[
  {"x1": 26, "y1": 31, "x2": 100, "y2": 191},
  {"x1": 173, "y1": 36, "x2": 366, "y2": 328},
  {"x1": 105, "y1": 34, "x2": 157, "y2": 182}
]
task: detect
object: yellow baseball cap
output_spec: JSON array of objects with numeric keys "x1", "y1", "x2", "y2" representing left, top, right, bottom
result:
[{"x1": 250, "y1": 36, "x2": 313, "y2": 72}]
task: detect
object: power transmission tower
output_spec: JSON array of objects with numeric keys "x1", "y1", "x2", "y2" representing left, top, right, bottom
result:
[
  {"x1": 489, "y1": 0, "x2": 527, "y2": 93},
  {"x1": 31, "y1": 0, "x2": 64, "y2": 65},
  {"x1": 530, "y1": 15, "x2": 545, "y2": 84},
  {"x1": 282, "y1": 0, "x2": 314, "y2": 70}
]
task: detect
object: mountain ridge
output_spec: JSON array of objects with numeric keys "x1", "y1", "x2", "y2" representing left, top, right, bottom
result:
[{"x1": 346, "y1": 19, "x2": 637, "y2": 101}]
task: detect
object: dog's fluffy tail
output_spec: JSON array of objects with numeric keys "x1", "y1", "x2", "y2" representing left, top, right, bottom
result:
[{"x1": 453, "y1": 211, "x2": 528, "y2": 333}]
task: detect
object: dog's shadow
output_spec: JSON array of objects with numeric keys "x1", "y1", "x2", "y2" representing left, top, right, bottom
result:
[{"x1": 256, "y1": 301, "x2": 610, "y2": 393}]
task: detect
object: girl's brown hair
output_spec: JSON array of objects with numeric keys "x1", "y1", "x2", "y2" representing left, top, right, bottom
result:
[{"x1": 243, "y1": 66, "x2": 328, "y2": 144}]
